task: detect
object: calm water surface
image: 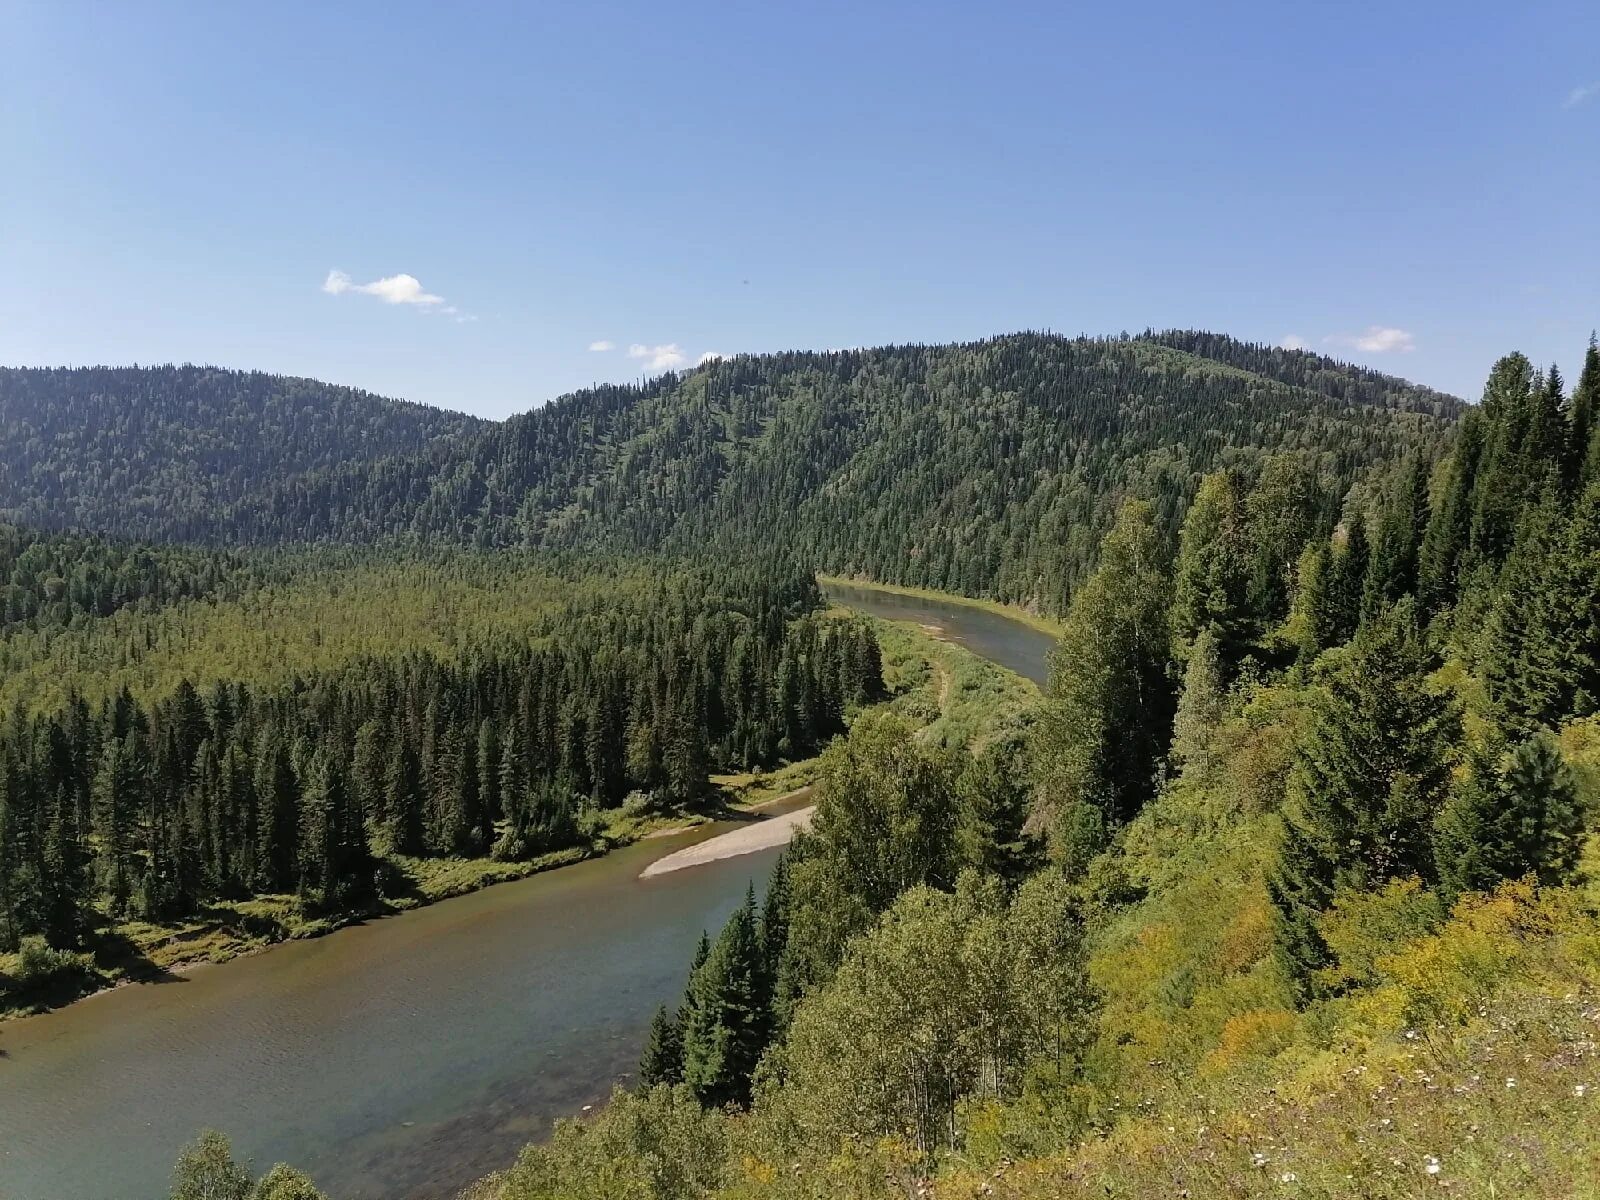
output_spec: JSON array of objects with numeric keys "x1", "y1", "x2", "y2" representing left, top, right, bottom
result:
[
  {"x1": 0, "y1": 588, "x2": 1054, "y2": 1200},
  {"x1": 823, "y1": 582, "x2": 1056, "y2": 687}
]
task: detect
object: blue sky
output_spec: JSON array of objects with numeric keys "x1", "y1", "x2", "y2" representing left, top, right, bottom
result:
[{"x1": 3, "y1": 1, "x2": 1596, "y2": 419}]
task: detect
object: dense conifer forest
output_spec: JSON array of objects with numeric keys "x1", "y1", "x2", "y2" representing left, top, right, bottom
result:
[
  {"x1": 0, "y1": 334, "x2": 1460, "y2": 605},
  {"x1": 4, "y1": 331, "x2": 1600, "y2": 1200},
  {"x1": 0, "y1": 366, "x2": 483, "y2": 540},
  {"x1": 0, "y1": 561, "x2": 883, "y2": 981}
]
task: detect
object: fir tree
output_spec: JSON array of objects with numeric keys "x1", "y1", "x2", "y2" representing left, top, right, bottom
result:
[
  {"x1": 1038, "y1": 501, "x2": 1174, "y2": 832},
  {"x1": 638, "y1": 1003, "x2": 685, "y2": 1088},
  {"x1": 1434, "y1": 732, "x2": 1585, "y2": 903},
  {"x1": 1170, "y1": 625, "x2": 1228, "y2": 776},
  {"x1": 680, "y1": 889, "x2": 766, "y2": 1108},
  {"x1": 1268, "y1": 598, "x2": 1459, "y2": 996},
  {"x1": 1169, "y1": 472, "x2": 1246, "y2": 661}
]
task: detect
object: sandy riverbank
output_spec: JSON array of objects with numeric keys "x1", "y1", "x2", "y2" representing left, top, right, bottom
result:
[{"x1": 640, "y1": 805, "x2": 815, "y2": 877}]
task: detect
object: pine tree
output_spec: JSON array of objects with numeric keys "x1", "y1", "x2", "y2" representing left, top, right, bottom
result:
[
  {"x1": 638, "y1": 1003, "x2": 685, "y2": 1088},
  {"x1": 1434, "y1": 732, "x2": 1585, "y2": 903},
  {"x1": 1268, "y1": 599, "x2": 1459, "y2": 996},
  {"x1": 1038, "y1": 501, "x2": 1174, "y2": 833}
]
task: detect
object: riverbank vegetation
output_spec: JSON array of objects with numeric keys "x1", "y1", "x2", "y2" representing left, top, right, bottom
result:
[
  {"x1": 0, "y1": 558, "x2": 889, "y2": 1015},
  {"x1": 456, "y1": 341, "x2": 1600, "y2": 1200},
  {"x1": 7, "y1": 333, "x2": 1597, "y2": 1198}
]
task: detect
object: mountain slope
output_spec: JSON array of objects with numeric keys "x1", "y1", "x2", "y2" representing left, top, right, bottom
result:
[
  {"x1": 0, "y1": 365, "x2": 485, "y2": 540},
  {"x1": 231, "y1": 332, "x2": 1463, "y2": 605},
  {"x1": 0, "y1": 334, "x2": 1463, "y2": 607}
]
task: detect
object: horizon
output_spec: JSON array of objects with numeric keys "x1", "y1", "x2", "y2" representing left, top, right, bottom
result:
[
  {"x1": 4, "y1": 1, "x2": 1596, "y2": 418},
  {"x1": 0, "y1": 326, "x2": 1479, "y2": 421}
]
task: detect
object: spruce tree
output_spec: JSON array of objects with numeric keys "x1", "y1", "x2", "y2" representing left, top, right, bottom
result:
[
  {"x1": 1038, "y1": 501, "x2": 1174, "y2": 832},
  {"x1": 680, "y1": 891, "x2": 766, "y2": 1108},
  {"x1": 1481, "y1": 483, "x2": 1600, "y2": 734},
  {"x1": 1268, "y1": 598, "x2": 1459, "y2": 995},
  {"x1": 955, "y1": 739, "x2": 1042, "y2": 882},
  {"x1": 1434, "y1": 732, "x2": 1585, "y2": 902},
  {"x1": 1170, "y1": 625, "x2": 1227, "y2": 776},
  {"x1": 1242, "y1": 454, "x2": 1321, "y2": 635},
  {"x1": 1418, "y1": 413, "x2": 1485, "y2": 615},
  {"x1": 1574, "y1": 334, "x2": 1600, "y2": 487},
  {"x1": 1169, "y1": 472, "x2": 1246, "y2": 661},
  {"x1": 638, "y1": 1003, "x2": 685, "y2": 1088}
]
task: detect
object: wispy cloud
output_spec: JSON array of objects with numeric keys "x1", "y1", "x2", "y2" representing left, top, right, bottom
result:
[
  {"x1": 1326, "y1": 325, "x2": 1416, "y2": 354},
  {"x1": 697, "y1": 350, "x2": 725, "y2": 365},
  {"x1": 628, "y1": 342, "x2": 688, "y2": 371},
  {"x1": 588, "y1": 340, "x2": 615, "y2": 352},
  {"x1": 322, "y1": 269, "x2": 473, "y2": 321},
  {"x1": 1563, "y1": 81, "x2": 1600, "y2": 109},
  {"x1": 1279, "y1": 335, "x2": 1310, "y2": 351}
]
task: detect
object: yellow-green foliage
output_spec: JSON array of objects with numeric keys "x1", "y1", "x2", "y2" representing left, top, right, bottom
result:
[
  {"x1": 932, "y1": 670, "x2": 1600, "y2": 1200},
  {"x1": 0, "y1": 551, "x2": 650, "y2": 710},
  {"x1": 867, "y1": 613, "x2": 1038, "y2": 750}
]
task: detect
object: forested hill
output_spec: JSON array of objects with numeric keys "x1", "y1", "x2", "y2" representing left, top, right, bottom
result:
[
  {"x1": 0, "y1": 365, "x2": 484, "y2": 540},
  {"x1": 0, "y1": 335, "x2": 1462, "y2": 606},
  {"x1": 228, "y1": 333, "x2": 1463, "y2": 605}
]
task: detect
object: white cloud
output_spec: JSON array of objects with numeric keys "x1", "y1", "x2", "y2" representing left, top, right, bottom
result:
[
  {"x1": 697, "y1": 350, "x2": 725, "y2": 365},
  {"x1": 628, "y1": 342, "x2": 688, "y2": 371},
  {"x1": 1279, "y1": 335, "x2": 1310, "y2": 351},
  {"x1": 1563, "y1": 81, "x2": 1600, "y2": 109},
  {"x1": 322, "y1": 269, "x2": 449, "y2": 309},
  {"x1": 588, "y1": 340, "x2": 615, "y2": 352},
  {"x1": 1326, "y1": 325, "x2": 1416, "y2": 354}
]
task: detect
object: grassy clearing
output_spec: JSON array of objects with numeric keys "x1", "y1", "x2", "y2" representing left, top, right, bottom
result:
[
  {"x1": 865, "y1": 610, "x2": 1040, "y2": 749},
  {"x1": 818, "y1": 573, "x2": 1066, "y2": 638}
]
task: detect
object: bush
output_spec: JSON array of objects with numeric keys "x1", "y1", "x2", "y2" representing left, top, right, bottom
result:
[{"x1": 10, "y1": 936, "x2": 93, "y2": 994}]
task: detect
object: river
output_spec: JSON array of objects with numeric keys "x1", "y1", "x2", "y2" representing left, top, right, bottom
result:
[{"x1": 0, "y1": 585, "x2": 1056, "y2": 1200}]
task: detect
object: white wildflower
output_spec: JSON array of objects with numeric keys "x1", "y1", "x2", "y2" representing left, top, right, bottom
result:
[{"x1": 1425, "y1": 1155, "x2": 1441, "y2": 1176}]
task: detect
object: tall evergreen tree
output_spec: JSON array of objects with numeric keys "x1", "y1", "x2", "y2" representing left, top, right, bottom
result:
[
  {"x1": 680, "y1": 887, "x2": 766, "y2": 1108},
  {"x1": 1038, "y1": 501, "x2": 1174, "y2": 833},
  {"x1": 638, "y1": 1003, "x2": 685, "y2": 1088},
  {"x1": 1268, "y1": 599, "x2": 1459, "y2": 995},
  {"x1": 1169, "y1": 472, "x2": 1246, "y2": 662},
  {"x1": 1434, "y1": 732, "x2": 1586, "y2": 903}
]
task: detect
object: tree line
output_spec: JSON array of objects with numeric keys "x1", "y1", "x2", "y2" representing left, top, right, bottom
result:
[
  {"x1": 0, "y1": 569, "x2": 885, "y2": 952},
  {"x1": 2, "y1": 336, "x2": 1461, "y2": 612}
]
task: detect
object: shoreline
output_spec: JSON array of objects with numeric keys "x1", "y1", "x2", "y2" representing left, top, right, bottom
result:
[
  {"x1": 640, "y1": 804, "x2": 815, "y2": 877},
  {"x1": 0, "y1": 785, "x2": 823, "y2": 1026},
  {"x1": 818, "y1": 573, "x2": 1065, "y2": 638}
]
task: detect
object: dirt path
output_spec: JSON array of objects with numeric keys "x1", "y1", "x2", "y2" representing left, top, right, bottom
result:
[{"x1": 639, "y1": 805, "x2": 815, "y2": 878}]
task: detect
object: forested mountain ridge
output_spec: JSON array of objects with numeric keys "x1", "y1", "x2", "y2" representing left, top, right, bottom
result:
[
  {"x1": 0, "y1": 365, "x2": 484, "y2": 540},
  {"x1": 128, "y1": 332, "x2": 1462, "y2": 607}
]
